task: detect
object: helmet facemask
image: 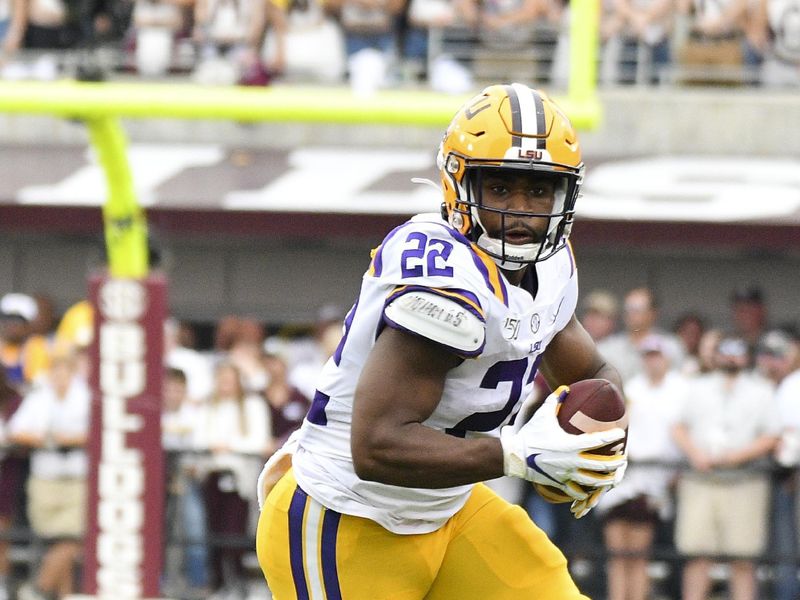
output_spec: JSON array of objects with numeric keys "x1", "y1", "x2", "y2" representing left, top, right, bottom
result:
[{"x1": 452, "y1": 164, "x2": 580, "y2": 269}]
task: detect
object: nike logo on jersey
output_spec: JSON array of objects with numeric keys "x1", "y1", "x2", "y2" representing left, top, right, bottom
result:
[{"x1": 549, "y1": 297, "x2": 565, "y2": 324}]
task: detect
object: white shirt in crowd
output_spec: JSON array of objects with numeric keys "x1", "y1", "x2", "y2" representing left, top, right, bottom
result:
[
  {"x1": 8, "y1": 376, "x2": 91, "y2": 480},
  {"x1": 166, "y1": 346, "x2": 214, "y2": 403},
  {"x1": 598, "y1": 330, "x2": 685, "y2": 384},
  {"x1": 776, "y1": 369, "x2": 800, "y2": 430},
  {"x1": 676, "y1": 370, "x2": 780, "y2": 470},
  {"x1": 599, "y1": 370, "x2": 687, "y2": 517},
  {"x1": 775, "y1": 368, "x2": 800, "y2": 466},
  {"x1": 192, "y1": 394, "x2": 270, "y2": 497},
  {"x1": 162, "y1": 400, "x2": 204, "y2": 452}
]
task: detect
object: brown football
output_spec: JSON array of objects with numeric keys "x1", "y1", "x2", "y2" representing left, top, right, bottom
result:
[{"x1": 534, "y1": 379, "x2": 628, "y2": 504}]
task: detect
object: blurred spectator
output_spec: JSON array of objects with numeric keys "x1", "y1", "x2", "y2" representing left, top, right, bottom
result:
[
  {"x1": 675, "y1": 0, "x2": 765, "y2": 78},
  {"x1": 5, "y1": 0, "x2": 77, "y2": 79},
  {"x1": 400, "y1": 0, "x2": 477, "y2": 79},
  {"x1": 266, "y1": 0, "x2": 288, "y2": 67},
  {"x1": 598, "y1": 334, "x2": 686, "y2": 600},
  {"x1": 479, "y1": 0, "x2": 554, "y2": 32},
  {"x1": 755, "y1": 328, "x2": 800, "y2": 600},
  {"x1": 287, "y1": 304, "x2": 343, "y2": 403},
  {"x1": 768, "y1": 328, "x2": 800, "y2": 467},
  {"x1": 0, "y1": 293, "x2": 51, "y2": 391},
  {"x1": 165, "y1": 317, "x2": 214, "y2": 402},
  {"x1": 52, "y1": 299, "x2": 93, "y2": 380},
  {"x1": 213, "y1": 315, "x2": 242, "y2": 355},
  {"x1": 672, "y1": 312, "x2": 706, "y2": 375},
  {"x1": 192, "y1": 362, "x2": 270, "y2": 599},
  {"x1": 600, "y1": 0, "x2": 675, "y2": 83},
  {"x1": 9, "y1": 352, "x2": 90, "y2": 600},
  {"x1": 263, "y1": 350, "x2": 311, "y2": 451},
  {"x1": 580, "y1": 289, "x2": 620, "y2": 343},
  {"x1": 325, "y1": 0, "x2": 405, "y2": 91},
  {"x1": 162, "y1": 366, "x2": 200, "y2": 450},
  {"x1": 597, "y1": 287, "x2": 684, "y2": 383},
  {"x1": 474, "y1": 0, "x2": 559, "y2": 82},
  {"x1": 0, "y1": 369, "x2": 22, "y2": 600},
  {"x1": 161, "y1": 366, "x2": 210, "y2": 596},
  {"x1": 176, "y1": 320, "x2": 198, "y2": 349},
  {"x1": 261, "y1": 0, "x2": 346, "y2": 83},
  {"x1": 241, "y1": 0, "x2": 287, "y2": 83},
  {"x1": 695, "y1": 327, "x2": 722, "y2": 374},
  {"x1": 29, "y1": 294, "x2": 56, "y2": 340},
  {"x1": 0, "y1": 0, "x2": 26, "y2": 68},
  {"x1": 729, "y1": 284, "x2": 769, "y2": 354},
  {"x1": 193, "y1": 0, "x2": 271, "y2": 84},
  {"x1": 671, "y1": 335, "x2": 779, "y2": 600},
  {"x1": 759, "y1": 0, "x2": 800, "y2": 86},
  {"x1": 227, "y1": 317, "x2": 268, "y2": 394},
  {"x1": 71, "y1": 0, "x2": 121, "y2": 80},
  {"x1": 132, "y1": 0, "x2": 190, "y2": 77},
  {"x1": 53, "y1": 299, "x2": 93, "y2": 353}
]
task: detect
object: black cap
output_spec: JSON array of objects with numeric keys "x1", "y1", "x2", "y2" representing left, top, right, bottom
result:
[{"x1": 731, "y1": 285, "x2": 764, "y2": 304}]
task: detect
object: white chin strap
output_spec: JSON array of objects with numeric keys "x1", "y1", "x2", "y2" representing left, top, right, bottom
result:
[
  {"x1": 475, "y1": 232, "x2": 537, "y2": 270},
  {"x1": 470, "y1": 207, "x2": 542, "y2": 270}
]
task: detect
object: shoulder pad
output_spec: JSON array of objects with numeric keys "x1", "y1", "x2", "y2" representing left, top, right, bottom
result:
[{"x1": 384, "y1": 289, "x2": 485, "y2": 357}]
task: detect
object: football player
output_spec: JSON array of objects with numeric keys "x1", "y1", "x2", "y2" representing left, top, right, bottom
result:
[{"x1": 256, "y1": 83, "x2": 627, "y2": 599}]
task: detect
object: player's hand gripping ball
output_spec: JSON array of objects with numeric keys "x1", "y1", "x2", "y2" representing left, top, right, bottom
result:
[{"x1": 533, "y1": 379, "x2": 628, "y2": 504}]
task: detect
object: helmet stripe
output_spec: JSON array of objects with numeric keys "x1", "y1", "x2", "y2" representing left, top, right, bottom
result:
[
  {"x1": 503, "y1": 84, "x2": 522, "y2": 148},
  {"x1": 510, "y1": 83, "x2": 547, "y2": 150},
  {"x1": 531, "y1": 89, "x2": 547, "y2": 149}
]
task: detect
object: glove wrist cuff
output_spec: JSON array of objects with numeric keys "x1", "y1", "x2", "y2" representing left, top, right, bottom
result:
[{"x1": 499, "y1": 427, "x2": 527, "y2": 479}]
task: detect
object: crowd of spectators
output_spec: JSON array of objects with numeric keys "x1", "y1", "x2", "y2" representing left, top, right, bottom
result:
[
  {"x1": 578, "y1": 285, "x2": 799, "y2": 600},
  {"x1": 482, "y1": 284, "x2": 800, "y2": 600},
  {"x1": 1, "y1": 281, "x2": 799, "y2": 600},
  {"x1": 0, "y1": 291, "x2": 336, "y2": 600},
  {"x1": 0, "y1": 0, "x2": 798, "y2": 88}
]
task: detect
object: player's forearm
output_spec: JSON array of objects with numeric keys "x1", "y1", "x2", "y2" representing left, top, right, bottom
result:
[{"x1": 352, "y1": 424, "x2": 505, "y2": 488}]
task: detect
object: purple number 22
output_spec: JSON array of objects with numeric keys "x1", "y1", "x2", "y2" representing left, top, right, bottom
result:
[{"x1": 400, "y1": 233, "x2": 454, "y2": 278}]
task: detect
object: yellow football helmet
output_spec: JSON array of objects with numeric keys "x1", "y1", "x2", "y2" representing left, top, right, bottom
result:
[{"x1": 437, "y1": 83, "x2": 583, "y2": 268}]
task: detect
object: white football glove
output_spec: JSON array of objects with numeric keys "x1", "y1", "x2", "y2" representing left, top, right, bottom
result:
[
  {"x1": 569, "y1": 461, "x2": 628, "y2": 519},
  {"x1": 500, "y1": 386, "x2": 627, "y2": 503}
]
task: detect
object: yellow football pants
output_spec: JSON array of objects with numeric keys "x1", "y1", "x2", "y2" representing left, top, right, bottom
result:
[{"x1": 257, "y1": 469, "x2": 589, "y2": 600}]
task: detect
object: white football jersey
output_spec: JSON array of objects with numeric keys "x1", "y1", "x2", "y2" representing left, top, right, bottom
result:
[{"x1": 291, "y1": 213, "x2": 578, "y2": 534}]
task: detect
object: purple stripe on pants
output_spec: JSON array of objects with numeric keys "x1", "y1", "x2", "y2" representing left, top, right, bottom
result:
[
  {"x1": 320, "y1": 509, "x2": 343, "y2": 600},
  {"x1": 288, "y1": 486, "x2": 310, "y2": 600}
]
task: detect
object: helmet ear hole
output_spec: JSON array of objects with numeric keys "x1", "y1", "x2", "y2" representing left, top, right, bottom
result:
[{"x1": 446, "y1": 155, "x2": 460, "y2": 174}]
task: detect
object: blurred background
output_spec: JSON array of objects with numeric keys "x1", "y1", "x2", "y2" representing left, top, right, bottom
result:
[{"x1": 0, "y1": 0, "x2": 800, "y2": 598}]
